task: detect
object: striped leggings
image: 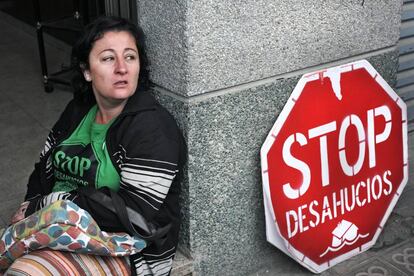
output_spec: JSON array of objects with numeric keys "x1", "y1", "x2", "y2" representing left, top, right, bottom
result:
[
  {"x1": 5, "y1": 249, "x2": 130, "y2": 275},
  {"x1": 4, "y1": 249, "x2": 130, "y2": 276}
]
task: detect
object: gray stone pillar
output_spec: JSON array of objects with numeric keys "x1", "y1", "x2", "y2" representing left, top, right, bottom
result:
[{"x1": 137, "y1": 1, "x2": 402, "y2": 275}]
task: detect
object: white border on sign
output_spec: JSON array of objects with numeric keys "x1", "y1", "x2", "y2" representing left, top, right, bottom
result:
[{"x1": 260, "y1": 59, "x2": 408, "y2": 274}]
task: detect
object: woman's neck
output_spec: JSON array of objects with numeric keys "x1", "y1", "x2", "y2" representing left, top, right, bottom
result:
[{"x1": 95, "y1": 101, "x2": 126, "y2": 124}]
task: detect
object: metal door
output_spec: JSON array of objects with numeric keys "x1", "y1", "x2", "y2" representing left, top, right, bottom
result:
[
  {"x1": 399, "y1": 0, "x2": 414, "y2": 132},
  {"x1": 104, "y1": 0, "x2": 137, "y2": 22}
]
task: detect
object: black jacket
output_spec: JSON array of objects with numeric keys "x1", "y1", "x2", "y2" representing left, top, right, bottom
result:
[{"x1": 24, "y1": 90, "x2": 186, "y2": 275}]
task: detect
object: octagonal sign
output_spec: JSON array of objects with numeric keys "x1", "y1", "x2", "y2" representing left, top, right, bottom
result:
[{"x1": 260, "y1": 60, "x2": 408, "y2": 273}]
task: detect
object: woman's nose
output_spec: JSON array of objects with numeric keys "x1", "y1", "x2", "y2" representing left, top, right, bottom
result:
[{"x1": 115, "y1": 59, "x2": 127, "y2": 74}]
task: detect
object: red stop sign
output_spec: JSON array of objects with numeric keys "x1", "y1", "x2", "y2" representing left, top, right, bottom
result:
[{"x1": 261, "y1": 60, "x2": 408, "y2": 273}]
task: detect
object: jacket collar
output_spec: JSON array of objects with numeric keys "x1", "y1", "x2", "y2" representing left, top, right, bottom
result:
[
  {"x1": 122, "y1": 89, "x2": 158, "y2": 114},
  {"x1": 76, "y1": 89, "x2": 158, "y2": 116}
]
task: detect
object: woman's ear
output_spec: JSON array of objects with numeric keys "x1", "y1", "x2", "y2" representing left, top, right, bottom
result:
[
  {"x1": 83, "y1": 71, "x2": 92, "y2": 82},
  {"x1": 80, "y1": 63, "x2": 91, "y2": 82}
]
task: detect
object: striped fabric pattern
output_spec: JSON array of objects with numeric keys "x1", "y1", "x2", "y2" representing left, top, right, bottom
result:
[
  {"x1": 116, "y1": 146, "x2": 179, "y2": 275},
  {"x1": 40, "y1": 131, "x2": 57, "y2": 158},
  {"x1": 118, "y1": 146, "x2": 178, "y2": 212},
  {"x1": 41, "y1": 131, "x2": 57, "y2": 180},
  {"x1": 39, "y1": 192, "x2": 72, "y2": 209},
  {"x1": 132, "y1": 247, "x2": 175, "y2": 276},
  {"x1": 5, "y1": 250, "x2": 130, "y2": 276}
]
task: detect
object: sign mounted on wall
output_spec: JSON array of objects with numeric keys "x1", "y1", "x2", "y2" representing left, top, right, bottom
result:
[{"x1": 260, "y1": 60, "x2": 408, "y2": 273}]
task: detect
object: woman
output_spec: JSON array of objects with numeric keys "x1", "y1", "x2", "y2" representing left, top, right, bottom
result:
[{"x1": 6, "y1": 16, "x2": 185, "y2": 275}]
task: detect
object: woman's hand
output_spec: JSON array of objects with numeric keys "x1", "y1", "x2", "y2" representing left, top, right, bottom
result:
[{"x1": 10, "y1": 201, "x2": 30, "y2": 224}]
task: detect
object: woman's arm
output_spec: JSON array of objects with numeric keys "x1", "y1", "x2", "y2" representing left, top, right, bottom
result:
[{"x1": 22, "y1": 99, "x2": 80, "y2": 217}]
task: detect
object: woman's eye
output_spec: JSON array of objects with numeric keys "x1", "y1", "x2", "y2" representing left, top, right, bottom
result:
[
  {"x1": 102, "y1": 56, "x2": 114, "y2": 62},
  {"x1": 125, "y1": 55, "x2": 137, "y2": 61}
]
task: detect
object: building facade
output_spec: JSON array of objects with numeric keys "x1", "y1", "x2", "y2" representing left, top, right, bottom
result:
[{"x1": 136, "y1": 1, "x2": 403, "y2": 275}]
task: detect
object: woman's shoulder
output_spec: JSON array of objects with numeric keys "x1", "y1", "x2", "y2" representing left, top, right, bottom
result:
[
  {"x1": 50, "y1": 96, "x2": 95, "y2": 134},
  {"x1": 115, "y1": 92, "x2": 181, "y2": 144},
  {"x1": 128, "y1": 107, "x2": 180, "y2": 139},
  {"x1": 126, "y1": 91, "x2": 179, "y2": 127},
  {"x1": 123, "y1": 90, "x2": 158, "y2": 113},
  {"x1": 60, "y1": 97, "x2": 94, "y2": 120},
  {"x1": 113, "y1": 92, "x2": 186, "y2": 166}
]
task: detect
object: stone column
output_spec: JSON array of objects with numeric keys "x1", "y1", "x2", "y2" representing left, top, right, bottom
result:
[{"x1": 137, "y1": 1, "x2": 402, "y2": 275}]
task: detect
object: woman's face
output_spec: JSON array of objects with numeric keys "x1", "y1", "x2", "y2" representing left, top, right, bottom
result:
[{"x1": 85, "y1": 31, "x2": 140, "y2": 106}]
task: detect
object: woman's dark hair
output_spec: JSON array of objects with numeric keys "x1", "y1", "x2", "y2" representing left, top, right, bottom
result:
[{"x1": 71, "y1": 16, "x2": 149, "y2": 101}]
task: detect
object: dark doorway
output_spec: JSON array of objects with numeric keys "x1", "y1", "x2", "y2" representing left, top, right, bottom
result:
[{"x1": 0, "y1": 0, "x2": 105, "y2": 44}]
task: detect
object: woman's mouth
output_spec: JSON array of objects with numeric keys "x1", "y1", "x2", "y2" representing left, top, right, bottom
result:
[{"x1": 114, "y1": 80, "x2": 128, "y2": 87}]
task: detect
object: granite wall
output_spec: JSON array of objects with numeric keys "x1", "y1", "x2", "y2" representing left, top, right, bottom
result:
[{"x1": 138, "y1": 0, "x2": 402, "y2": 275}]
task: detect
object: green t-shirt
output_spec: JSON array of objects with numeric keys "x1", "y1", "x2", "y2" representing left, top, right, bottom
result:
[{"x1": 52, "y1": 105, "x2": 120, "y2": 192}]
